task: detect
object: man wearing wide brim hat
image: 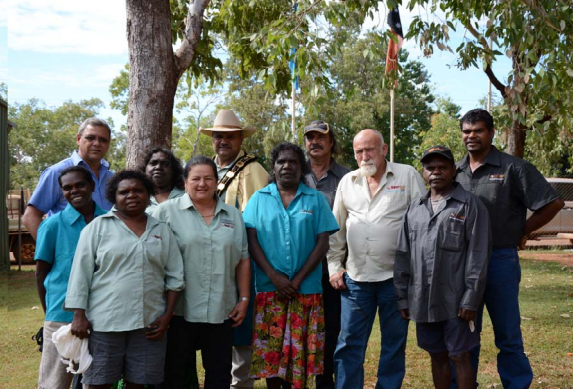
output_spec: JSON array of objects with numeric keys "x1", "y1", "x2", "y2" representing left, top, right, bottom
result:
[{"x1": 201, "y1": 109, "x2": 268, "y2": 389}]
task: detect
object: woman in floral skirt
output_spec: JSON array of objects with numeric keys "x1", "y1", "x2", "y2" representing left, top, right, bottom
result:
[{"x1": 243, "y1": 143, "x2": 339, "y2": 389}]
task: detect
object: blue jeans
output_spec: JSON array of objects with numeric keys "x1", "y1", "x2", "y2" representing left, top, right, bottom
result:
[
  {"x1": 451, "y1": 248, "x2": 533, "y2": 389},
  {"x1": 334, "y1": 274, "x2": 408, "y2": 389}
]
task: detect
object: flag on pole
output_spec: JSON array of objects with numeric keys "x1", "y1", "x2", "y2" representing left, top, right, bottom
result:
[
  {"x1": 289, "y1": 2, "x2": 299, "y2": 91},
  {"x1": 385, "y1": 8, "x2": 404, "y2": 77}
]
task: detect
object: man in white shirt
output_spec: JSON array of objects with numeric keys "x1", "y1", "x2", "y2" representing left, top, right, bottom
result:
[{"x1": 327, "y1": 129, "x2": 425, "y2": 389}]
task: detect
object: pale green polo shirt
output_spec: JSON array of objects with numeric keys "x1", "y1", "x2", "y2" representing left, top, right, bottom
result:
[
  {"x1": 153, "y1": 194, "x2": 249, "y2": 324},
  {"x1": 65, "y1": 212, "x2": 185, "y2": 332},
  {"x1": 146, "y1": 187, "x2": 186, "y2": 214}
]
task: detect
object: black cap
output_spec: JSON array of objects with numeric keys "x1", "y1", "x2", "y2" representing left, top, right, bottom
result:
[
  {"x1": 420, "y1": 145, "x2": 454, "y2": 163},
  {"x1": 304, "y1": 120, "x2": 330, "y2": 135}
]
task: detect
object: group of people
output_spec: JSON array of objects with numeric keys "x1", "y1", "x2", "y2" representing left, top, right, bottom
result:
[{"x1": 26, "y1": 108, "x2": 564, "y2": 389}]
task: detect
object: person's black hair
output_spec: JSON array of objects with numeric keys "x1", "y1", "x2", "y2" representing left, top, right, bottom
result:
[
  {"x1": 459, "y1": 109, "x2": 494, "y2": 132},
  {"x1": 140, "y1": 147, "x2": 185, "y2": 190},
  {"x1": 269, "y1": 142, "x2": 310, "y2": 185},
  {"x1": 58, "y1": 166, "x2": 95, "y2": 188},
  {"x1": 105, "y1": 170, "x2": 155, "y2": 205},
  {"x1": 184, "y1": 156, "x2": 218, "y2": 181},
  {"x1": 304, "y1": 120, "x2": 338, "y2": 154}
]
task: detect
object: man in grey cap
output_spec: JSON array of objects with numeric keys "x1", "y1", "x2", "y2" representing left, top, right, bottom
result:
[
  {"x1": 394, "y1": 145, "x2": 491, "y2": 389},
  {"x1": 303, "y1": 120, "x2": 350, "y2": 389}
]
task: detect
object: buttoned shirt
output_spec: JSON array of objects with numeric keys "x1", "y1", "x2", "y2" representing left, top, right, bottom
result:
[
  {"x1": 243, "y1": 182, "x2": 340, "y2": 294},
  {"x1": 152, "y1": 195, "x2": 249, "y2": 324},
  {"x1": 215, "y1": 150, "x2": 269, "y2": 212},
  {"x1": 29, "y1": 151, "x2": 114, "y2": 215},
  {"x1": 34, "y1": 202, "x2": 107, "y2": 323},
  {"x1": 145, "y1": 187, "x2": 186, "y2": 214},
  {"x1": 305, "y1": 159, "x2": 351, "y2": 274},
  {"x1": 328, "y1": 161, "x2": 425, "y2": 282},
  {"x1": 65, "y1": 212, "x2": 185, "y2": 332},
  {"x1": 394, "y1": 184, "x2": 491, "y2": 323},
  {"x1": 456, "y1": 146, "x2": 560, "y2": 248},
  {"x1": 305, "y1": 159, "x2": 351, "y2": 209}
]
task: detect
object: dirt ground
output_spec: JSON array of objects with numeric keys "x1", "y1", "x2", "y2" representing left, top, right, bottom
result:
[{"x1": 520, "y1": 251, "x2": 573, "y2": 267}]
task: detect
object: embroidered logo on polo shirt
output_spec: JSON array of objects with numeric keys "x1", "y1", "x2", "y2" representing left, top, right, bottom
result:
[
  {"x1": 449, "y1": 213, "x2": 466, "y2": 222},
  {"x1": 300, "y1": 209, "x2": 314, "y2": 215},
  {"x1": 387, "y1": 185, "x2": 406, "y2": 193},
  {"x1": 221, "y1": 219, "x2": 235, "y2": 229},
  {"x1": 488, "y1": 174, "x2": 505, "y2": 181},
  {"x1": 151, "y1": 234, "x2": 162, "y2": 240}
]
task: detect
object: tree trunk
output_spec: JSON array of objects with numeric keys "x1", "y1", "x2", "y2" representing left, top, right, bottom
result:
[
  {"x1": 506, "y1": 119, "x2": 527, "y2": 158},
  {"x1": 125, "y1": 0, "x2": 178, "y2": 169}
]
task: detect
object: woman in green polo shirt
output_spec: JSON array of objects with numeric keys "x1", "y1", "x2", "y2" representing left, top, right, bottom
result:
[
  {"x1": 65, "y1": 170, "x2": 185, "y2": 388},
  {"x1": 153, "y1": 156, "x2": 251, "y2": 389}
]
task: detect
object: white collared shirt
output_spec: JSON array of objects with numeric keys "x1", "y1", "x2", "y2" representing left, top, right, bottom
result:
[{"x1": 327, "y1": 161, "x2": 425, "y2": 282}]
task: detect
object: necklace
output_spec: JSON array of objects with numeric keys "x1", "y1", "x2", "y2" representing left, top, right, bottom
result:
[{"x1": 200, "y1": 213, "x2": 215, "y2": 218}]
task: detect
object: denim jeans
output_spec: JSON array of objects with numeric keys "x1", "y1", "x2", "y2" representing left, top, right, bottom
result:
[
  {"x1": 451, "y1": 248, "x2": 533, "y2": 389},
  {"x1": 316, "y1": 272, "x2": 341, "y2": 389},
  {"x1": 334, "y1": 274, "x2": 408, "y2": 389}
]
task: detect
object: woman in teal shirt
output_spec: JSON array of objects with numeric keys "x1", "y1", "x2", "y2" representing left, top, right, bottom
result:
[
  {"x1": 153, "y1": 156, "x2": 251, "y2": 389},
  {"x1": 243, "y1": 143, "x2": 339, "y2": 389}
]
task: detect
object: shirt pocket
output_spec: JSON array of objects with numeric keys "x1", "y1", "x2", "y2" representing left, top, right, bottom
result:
[{"x1": 438, "y1": 226, "x2": 464, "y2": 252}]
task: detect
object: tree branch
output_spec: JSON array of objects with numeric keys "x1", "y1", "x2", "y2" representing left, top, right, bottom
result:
[
  {"x1": 484, "y1": 64, "x2": 508, "y2": 98},
  {"x1": 464, "y1": 21, "x2": 508, "y2": 97},
  {"x1": 174, "y1": 0, "x2": 211, "y2": 79}
]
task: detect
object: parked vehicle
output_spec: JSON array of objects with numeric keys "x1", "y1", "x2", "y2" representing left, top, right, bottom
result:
[
  {"x1": 7, "y1": 191, "x2": 36, "y2": 264},
  {"x1": 528, "y1": 178, "x2": 573, "y2": 238}
]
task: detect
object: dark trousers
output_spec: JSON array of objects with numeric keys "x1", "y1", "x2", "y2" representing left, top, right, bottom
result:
[
  {"x1": 451, "y1": 248, "x2": 533, "y2": 389},
  {"x1": 160, "y1": 315, "x2": 233, "y2": 389},
  {"x1": 316, "y1": 272, "x2": 341, "y2": 389}
]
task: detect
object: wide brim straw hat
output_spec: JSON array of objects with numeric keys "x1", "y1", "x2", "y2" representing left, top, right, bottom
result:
[{"x1": 200, "y1": 109, "x2": 256, "y2": 137}]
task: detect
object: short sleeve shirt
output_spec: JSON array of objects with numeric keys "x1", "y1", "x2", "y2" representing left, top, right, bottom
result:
[
  {"x1": 29, "y1": 151, "x2": 114, "y2": 215},
  {"x1": 456, "y1": 146, "x2": 560, "y2": 248},
  {"x1": 152, "y1": 195, "x2": 249, "y2": 324},
  {"x1": 34, "y1": 202, "x2": 107, "y2": 322},
  {"x1": 65, "y1": 213, "x2": 185, "y2": 332},
  {"x1": 243, "y1": 182, "x2": 340, "y2": 294}
]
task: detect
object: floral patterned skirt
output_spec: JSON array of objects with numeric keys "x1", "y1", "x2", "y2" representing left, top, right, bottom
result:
[{"x1": 250, "y1": 291, "x2": 325, "y2": 389}]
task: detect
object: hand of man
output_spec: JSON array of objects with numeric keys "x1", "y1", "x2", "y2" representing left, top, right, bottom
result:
[
  {"x1": 270, "y1": 272, "x2": 297, "y2": 299},
  {"x1": 71, "y1": 310, "x2": 92, "y2": 339},
  {"x1": 145, "y1": 312, "x2": 173, "y2": 340},
  {"x1": 329, "y1": 270, "x2": 347, "y2": 290},
  {"x1": 399, "y1": 309, "x2": 410, "y2": 320},
  {"x1": 458, "y1": 308, "x2": 477, "y2": 322},
  {"x1": 229, "y1": 300, "x2": 249, "y2": 327}
]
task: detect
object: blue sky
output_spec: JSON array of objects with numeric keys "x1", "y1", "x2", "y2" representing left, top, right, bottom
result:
[{"x1": 2, "y1": 1, "x2": 512, "y2": 131}]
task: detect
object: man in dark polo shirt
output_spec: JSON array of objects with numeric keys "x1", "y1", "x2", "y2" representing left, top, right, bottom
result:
[
  {"x1": 452, "y1": 109, "x2": 564, "y2": 389},
  {"x1": 304, "y1": 120, "x2": 350, "y2": 389}
]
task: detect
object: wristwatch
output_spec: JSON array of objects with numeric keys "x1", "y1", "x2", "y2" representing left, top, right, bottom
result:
[{"x1": 239, "y1": 297, "x2": 249, "y2": 302}]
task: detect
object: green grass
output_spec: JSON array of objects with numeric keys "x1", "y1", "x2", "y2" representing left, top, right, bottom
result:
[{"x1": 1, "y1": 258, "x2": 572, "y2": 389}]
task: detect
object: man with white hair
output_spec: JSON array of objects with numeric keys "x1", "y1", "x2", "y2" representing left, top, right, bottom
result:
[{"x1": 327, "y1": 129, "x2": 425, "y2": 389}]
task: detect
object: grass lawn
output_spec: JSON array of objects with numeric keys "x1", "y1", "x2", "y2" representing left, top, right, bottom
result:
[{"x1": 1, "y1": 257, "x2": 571, "y2": 389}]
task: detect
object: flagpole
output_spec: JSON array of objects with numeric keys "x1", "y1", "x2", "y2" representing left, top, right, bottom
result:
[
  {"x1": 292, "y1": 82, "x2": 296, "y2": 139},
  {"x1": 390, "y1": 89, "x2": 395, "y2": 162}
]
